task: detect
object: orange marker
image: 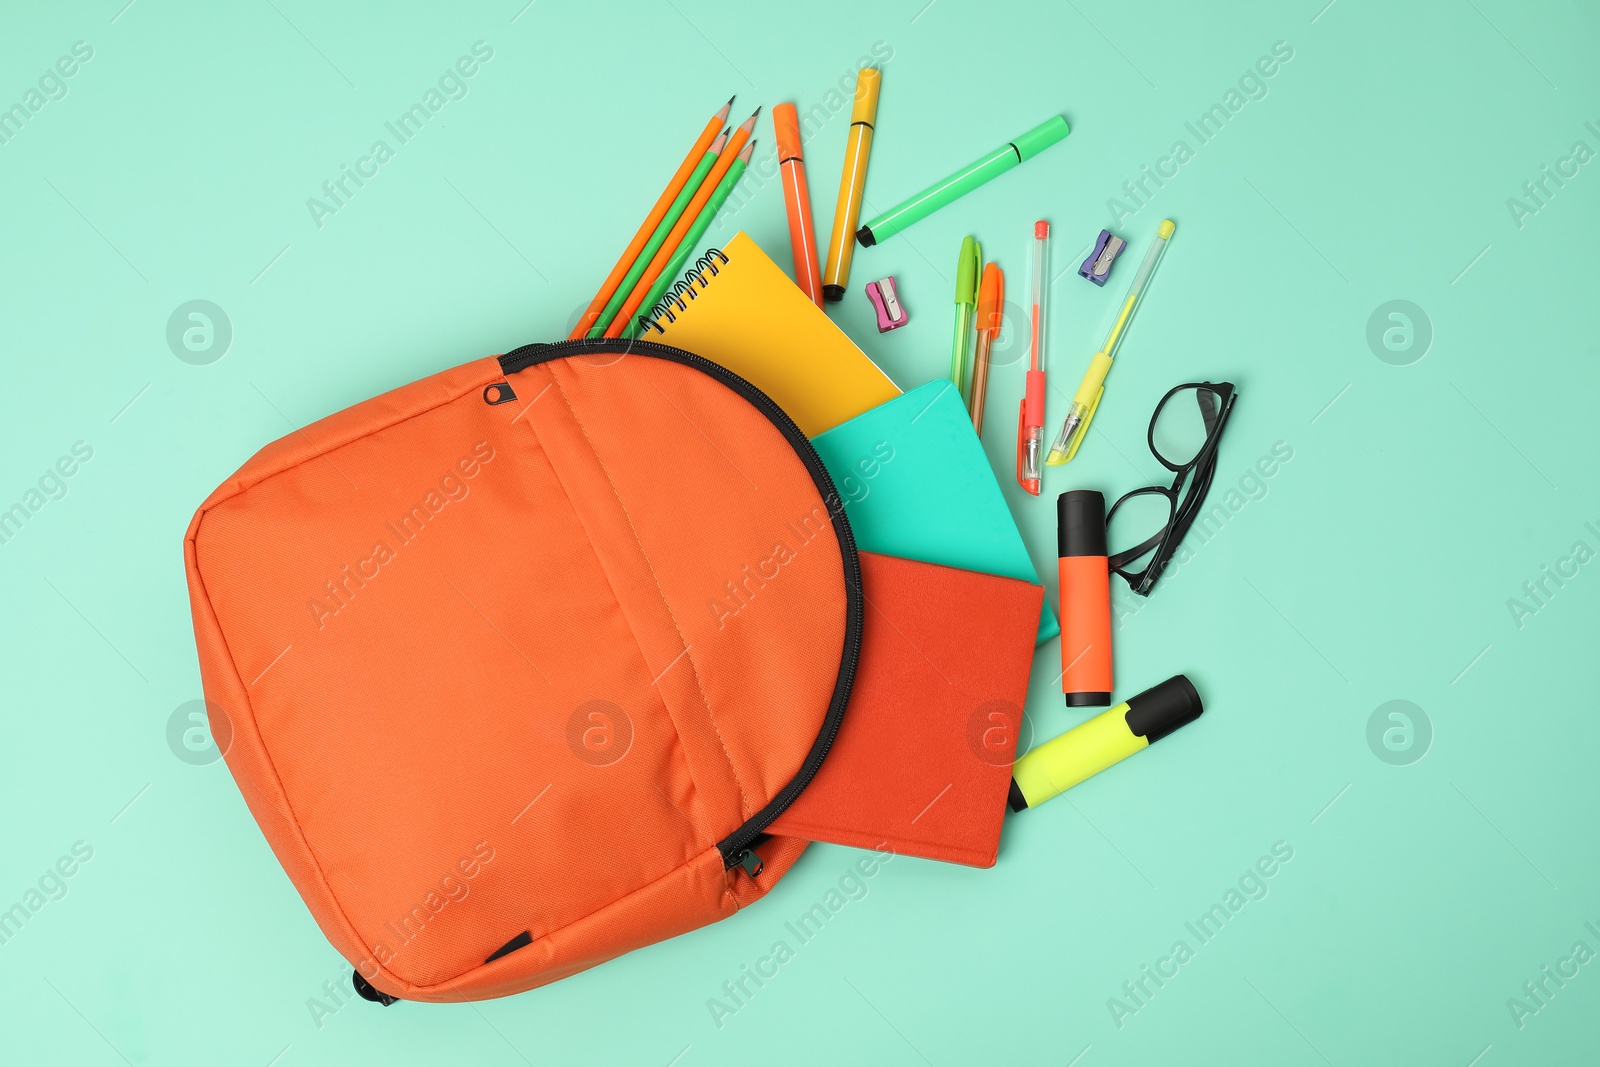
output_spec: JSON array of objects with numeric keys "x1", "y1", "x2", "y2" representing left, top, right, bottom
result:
[
  {"x1": 1058, "y1": 490, "x2": 1112, "y2": 706},
  {"x1": 774, "y1": 103, "x2": 823, "y2": 306},
  {"x1": 969, "y1": 263, "x2": 1003, "y2": 436},
  {"x1": 604, "y1": 108, "x2": 760, "y2": 337},
  {"x1": 571, "y1": 97, "x2": 732, "y2": 339}
]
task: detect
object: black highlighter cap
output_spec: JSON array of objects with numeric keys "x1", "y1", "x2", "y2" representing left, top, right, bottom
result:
[
  {"x1": 1123, "y1": 674, "x2": 1203, "y2": 745},
  {"x1": 1057, "y1": 490, "x2": 1107, "y2": 557}
]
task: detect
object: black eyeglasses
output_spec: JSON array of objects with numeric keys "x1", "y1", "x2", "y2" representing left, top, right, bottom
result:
[{"x1": 1106, "y1": 381, "x2": 1237, "y2": 596}]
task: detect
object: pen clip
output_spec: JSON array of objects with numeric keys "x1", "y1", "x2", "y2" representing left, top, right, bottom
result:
[
  {"x1": 1016, "y1": 400, "x2": 1027, "y2": 489},
  {"x1": 1062, "y1": 385, "x2": 1106, "y2": 464},
  {"x1": 1015, "y1": 401, "x2": 1040, "y2": 494}
]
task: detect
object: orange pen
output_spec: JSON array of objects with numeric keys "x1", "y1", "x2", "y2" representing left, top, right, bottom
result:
[
  {"x1": 774, "y1": 104, "x2": 823, "y2": 306},
  {"x1": 1016, "y1": 220, "x2": 1049, "y2": 495},
  {"x1": 969, "y1": 263, "x2": 1003, "y2": 436}
]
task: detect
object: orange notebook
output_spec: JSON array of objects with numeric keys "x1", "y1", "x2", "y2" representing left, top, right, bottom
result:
[{"x1": 768, "y1": 552, "x2": 1043, "y2": 868}]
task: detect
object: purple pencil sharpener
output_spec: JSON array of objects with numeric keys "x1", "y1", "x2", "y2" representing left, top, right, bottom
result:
[{"x1": 1079, "y1": 230, "x2": 1126, "y2": 286}]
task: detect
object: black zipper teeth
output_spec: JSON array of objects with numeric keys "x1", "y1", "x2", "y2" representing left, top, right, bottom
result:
[{"x1": 500, "y1": 338, "x2": 865, "y2": 869}]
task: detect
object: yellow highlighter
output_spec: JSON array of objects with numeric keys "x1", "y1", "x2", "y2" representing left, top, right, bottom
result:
[
  {"x1": 1008, "y1": 674, "x2": 1202, "y2": 812},
  {"x1": 1046, "y1": 219, "x2": 1175, "y2": 465}
]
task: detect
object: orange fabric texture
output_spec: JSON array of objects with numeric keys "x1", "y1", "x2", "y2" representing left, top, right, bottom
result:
[
  {"x1": 768, "y1": 552, "x2": 1042, "y2": 867},
  {"x1": 185, "y1": 350, "x2": 851, "y2": 1002}
]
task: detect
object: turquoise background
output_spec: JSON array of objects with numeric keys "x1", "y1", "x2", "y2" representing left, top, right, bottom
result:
[{"x1": 3, "y1": 0, "x2": 1597, "y2": 1063}]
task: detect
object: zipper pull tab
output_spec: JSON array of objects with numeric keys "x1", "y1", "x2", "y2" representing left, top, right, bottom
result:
[{"x1": 735, "y1": 849, "x2": 765, "y2": 878}]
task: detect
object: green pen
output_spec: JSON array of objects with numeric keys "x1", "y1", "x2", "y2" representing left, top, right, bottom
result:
[
  {"x1": 951, "y1": 237, "x2": 980, "y2": 398},
  {"x1": 856, "y1": 116, "x2": 1070, "y2": 247},
  {"x1": 627, "y1": 139, "x2": 754, "y2": 339}
]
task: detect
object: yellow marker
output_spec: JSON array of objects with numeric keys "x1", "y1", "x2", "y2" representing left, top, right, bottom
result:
[
  {"x1": 822, "y1": 68, "x2": 881, "y2": 302},
  {"x1": 1046, "y1": 219, "x2": 1175, "y2": 464},
  {"x1": 1008, "y1": 674, "x2": 1201, "y2": 811}
]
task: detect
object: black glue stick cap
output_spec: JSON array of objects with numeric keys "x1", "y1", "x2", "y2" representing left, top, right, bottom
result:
[
  {"x1": 1124, "y1": 674, "x2": 1203, "y2": 745},
  {"x1": 1058, "y1": 490, "x2": 1107, "y2": 557}
]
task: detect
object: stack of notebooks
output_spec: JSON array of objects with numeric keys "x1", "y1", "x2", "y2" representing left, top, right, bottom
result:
[
  {"x1": 644, "y1": 234, "x2": 1056, "y2": 643},
  {"x1": 638, "y1": 232, "x2": 1052, "y2": 867}
]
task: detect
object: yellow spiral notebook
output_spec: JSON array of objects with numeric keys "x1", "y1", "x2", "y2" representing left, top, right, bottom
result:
[{"x1": 635, "y1": 232, "x2": 900, "y2": 437}]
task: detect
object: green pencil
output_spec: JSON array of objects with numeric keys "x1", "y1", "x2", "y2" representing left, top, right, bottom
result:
[
  {"x1": 588, "y1": 129, "x2": 728, "y2": 337},
  {"x1": 627, "y1": 139, "x2": 754, "y2": 339}
]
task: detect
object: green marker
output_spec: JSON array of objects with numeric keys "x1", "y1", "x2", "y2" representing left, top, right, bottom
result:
[
  {"x1": 627, "y1": 139, "x2": 754, "y2": 339},
  {"x1": 950, "y1": 236, "x2": 980, "y2": 398},
  {"x1": 589, "y1": 130, "x2": 728, "y2": 337},
  {"x1": 856, "y1": 115, "x2": 1070, "y2": 247}
]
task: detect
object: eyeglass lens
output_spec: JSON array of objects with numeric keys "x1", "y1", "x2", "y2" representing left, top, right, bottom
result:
[
  {"x1": 1151, "y1": 385, "x2": 1223, "y2": 469},
  {"x1": 1107, "y1": 487, "x2": 1175, "y2": 573}
]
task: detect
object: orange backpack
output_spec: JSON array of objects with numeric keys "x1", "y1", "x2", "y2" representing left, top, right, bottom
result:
[{"x1": 184, "y1": 339, "x2": 862, "y2": 1003}]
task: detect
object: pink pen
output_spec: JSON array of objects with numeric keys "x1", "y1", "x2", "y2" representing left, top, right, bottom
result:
[{"x1": 1017, "y1": 220, "x2": 1049, "y2": 495}]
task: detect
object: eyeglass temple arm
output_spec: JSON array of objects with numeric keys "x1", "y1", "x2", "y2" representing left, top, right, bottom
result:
[{"x1": 1109, "y1": 529, "x2": 1166, "y2": 572}]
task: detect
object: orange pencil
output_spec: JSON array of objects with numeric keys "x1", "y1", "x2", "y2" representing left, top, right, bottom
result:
[
  {"x1": 570, "y1": 97, "x2": 733, "y2": 339},
  {"x1": 773, "y1": 103, "x2": 822, "y2": 306},
  {"x1": 604, "y1": 108, "x2": 761, "y2": 337}
]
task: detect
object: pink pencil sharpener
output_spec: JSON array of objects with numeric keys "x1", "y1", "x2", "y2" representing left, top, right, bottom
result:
[{"x1": 865, "y1": 276, "x2": 909, "y2": 332}]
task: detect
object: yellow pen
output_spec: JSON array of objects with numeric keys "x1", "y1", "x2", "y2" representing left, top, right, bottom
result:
[{"x1": 1046, "y1": 219, "x2": 1175, "y2": 465}]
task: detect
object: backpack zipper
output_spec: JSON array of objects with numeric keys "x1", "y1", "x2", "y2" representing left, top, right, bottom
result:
[
  {"x1": 498, "y1": 338, "x2": 864, "y2": 874},
  {"x1": 734, "y1": 847, "x2": 766, "y2": 878}
]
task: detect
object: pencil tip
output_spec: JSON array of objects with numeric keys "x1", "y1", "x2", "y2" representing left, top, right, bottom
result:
[{"x1": 738, "y1": 139, "x2": 755, "y2": 162}]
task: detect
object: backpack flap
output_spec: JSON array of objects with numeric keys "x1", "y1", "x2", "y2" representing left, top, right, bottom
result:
[{"x1": 185, "y1": 341, "x2": 861, "y2": 1002}]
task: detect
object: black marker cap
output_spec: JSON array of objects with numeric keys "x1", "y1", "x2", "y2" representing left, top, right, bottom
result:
[
  {"x1": 1123, "y1": 674, "x2": 1203, "y2": 745},
  {"x1": 855, "y1": 225, "x2": 877, "y2": 248},
  {"x1": 1057, "y1": 490, "x2": 1107, "y2": 557},
  {"x1": 823, "y1": 284, "x2": 846, "y2": 303},
  {"x1": 1007, "y1": 779, "x2": 1028, "y2": 813}
]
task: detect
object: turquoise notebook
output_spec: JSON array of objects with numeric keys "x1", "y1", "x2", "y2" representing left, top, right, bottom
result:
[{"x1": 811, "y1": 380, "x2": 1059, "y2": 644}]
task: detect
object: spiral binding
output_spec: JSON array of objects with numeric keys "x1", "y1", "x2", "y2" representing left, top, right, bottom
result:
[{"x1": 636, "y1": 248, "x2": 729, "y2": 335}]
